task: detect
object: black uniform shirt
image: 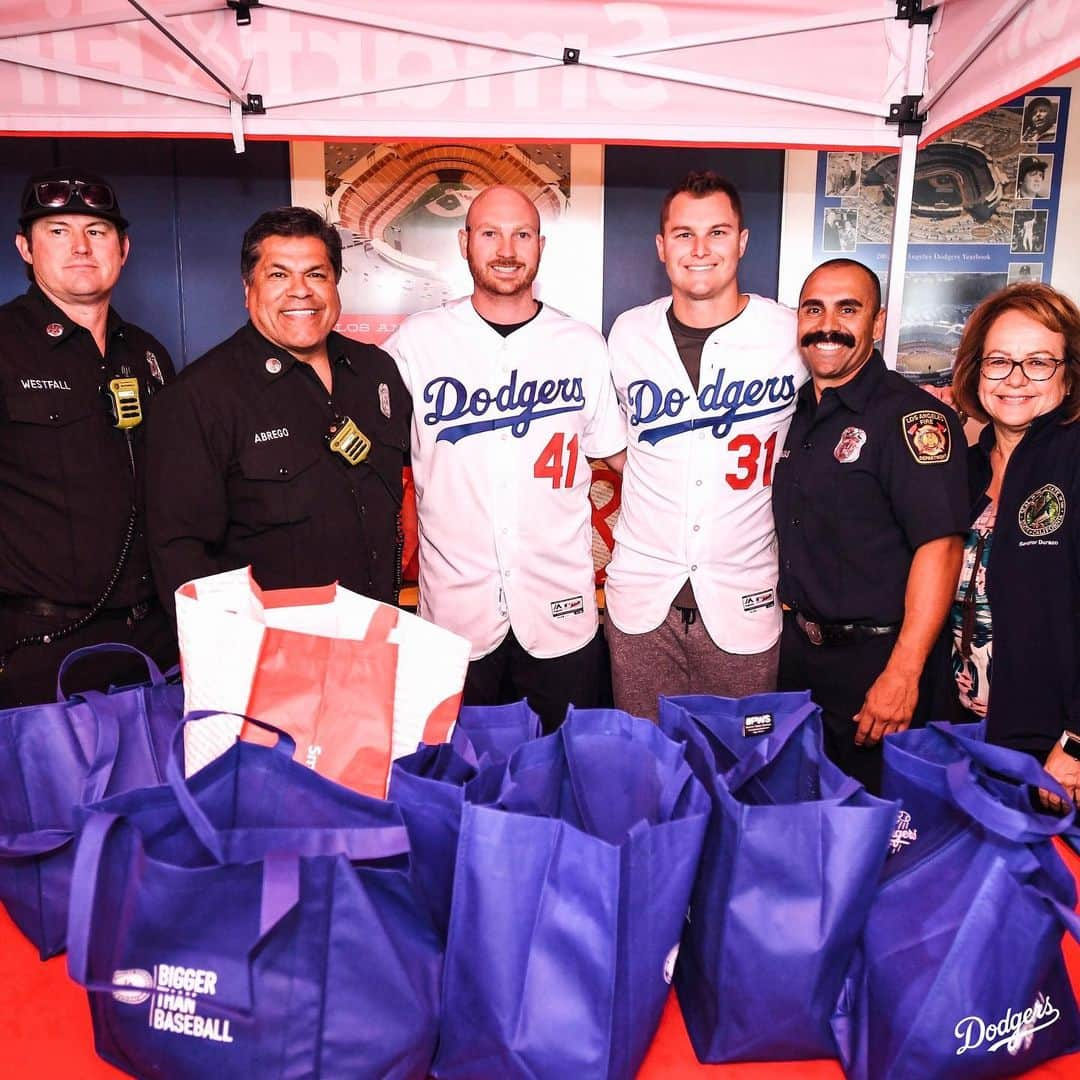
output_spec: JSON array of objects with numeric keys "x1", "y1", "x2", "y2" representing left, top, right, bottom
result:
[
  {"x1": 968, "y1": 408, "x2": 1080, "y2": 756},
  {"x1": 773, "y1": 351, "x2": 967, "y2": 624},
  {"x1": 0, "y1": 284, "x2": 173, "y2": 607},
  {"x1": 146, "y1": 323, "x2": 411, "y2": 611}
]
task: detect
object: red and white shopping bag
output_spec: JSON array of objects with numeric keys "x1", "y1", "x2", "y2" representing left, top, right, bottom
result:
[{"x1": 176, "y1": 568, "x2": 470, "y2": 796}]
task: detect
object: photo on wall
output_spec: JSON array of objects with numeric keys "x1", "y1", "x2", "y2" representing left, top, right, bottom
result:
[
  {"x1": 811, "y1": 84, "x2": 1070, "y2": 386},
  {"x1": 291, "y1": 141, "x2": 603, "y2": 343}
]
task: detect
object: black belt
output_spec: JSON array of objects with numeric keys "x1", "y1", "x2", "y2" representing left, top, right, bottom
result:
[
  {"x1": 790, "y1": 609, "x2": 899, "y2": 646},
  {"x1": 0, "y1": 595, "x2": 158, "y2": 625}
]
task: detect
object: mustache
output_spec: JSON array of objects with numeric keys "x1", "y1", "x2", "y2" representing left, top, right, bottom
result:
[{"x1": 801, "y1": 330, "x2": 856, "y2": 348}]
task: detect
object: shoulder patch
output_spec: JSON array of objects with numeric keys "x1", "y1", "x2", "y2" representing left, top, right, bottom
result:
[{"x1": 902, "y1": 409, "x2": 951, "y2": 464}]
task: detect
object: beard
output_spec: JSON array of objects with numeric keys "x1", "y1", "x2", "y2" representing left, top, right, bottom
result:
[{"x1": 466, "y1": 247, "x2": 539, "y2": 298}]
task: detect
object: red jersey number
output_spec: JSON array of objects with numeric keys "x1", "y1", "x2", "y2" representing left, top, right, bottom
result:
[
  {"x1": 724, "y1": 432, "x2": 778, "y2": 490},
  {"x1": 533, "y1": 433, "x2": 580, "y2": 489}
]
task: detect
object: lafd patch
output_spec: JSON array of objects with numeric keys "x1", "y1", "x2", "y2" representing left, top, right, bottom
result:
[{"x1": 902, "y1": 410, "x2": 951, "y2": 463}]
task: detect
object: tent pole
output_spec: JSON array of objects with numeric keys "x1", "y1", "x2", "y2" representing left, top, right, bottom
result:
[
  {"x1": 882, "y1": 13, "x2": 933, "y2": 370},
  {"x1": 882, "y1": 132, "x2": 919, "y2": 369}
]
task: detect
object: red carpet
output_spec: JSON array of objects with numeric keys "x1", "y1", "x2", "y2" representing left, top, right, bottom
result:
[{"x1": 4, "y1": 840, "x2": 1080, "y2": 1078}]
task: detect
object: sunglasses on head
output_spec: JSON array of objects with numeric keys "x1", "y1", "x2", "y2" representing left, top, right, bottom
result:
[{"x1": 26, "y1": 179, "x2": 117, "y2": 213}]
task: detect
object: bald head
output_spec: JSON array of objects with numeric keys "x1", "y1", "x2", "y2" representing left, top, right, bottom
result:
[
  {"x1": 465, "y1": 185, "x2": 541, "y2": 234},
  {"x1": 459, "y1": 185, "x2": 545, "y2": 321}
]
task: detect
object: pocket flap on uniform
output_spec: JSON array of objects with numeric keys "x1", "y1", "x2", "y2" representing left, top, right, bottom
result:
[
  {"x1": 5, "y1": 389, "x2": 96, "y2": 427},
  {"x1": 238, "y1": 433, "x2": 321, "y2": 482}
]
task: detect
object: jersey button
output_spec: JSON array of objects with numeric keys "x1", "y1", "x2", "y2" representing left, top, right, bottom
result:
[
  {"x1": 802, "y1": 441, "x2": 812, "y2": 450},
  {"x1": 49, "y1": 413, "x2": 59, "y2": 422},
  {"x1": 695, "y1": 479, "x2": 703, "y2": 487},
  {"x1": 792, "y1": 517, "x2": 800, "y2": 526},
  {"x1": 690, "y1": 564, "x2": 698, "y2": 572},
  {"x1": 279, "y1": 467, "x2": 289, "y2": 476},
  {"x1": 692, "y1": 524, "x2": 700, "y2": 532}
]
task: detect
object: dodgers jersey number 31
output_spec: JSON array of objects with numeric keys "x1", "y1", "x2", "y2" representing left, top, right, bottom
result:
[
  {"x1": 385, "y1": 298, "x2": 626, "y2": 660},
  {"x1": 605, "y1": 295, "x2": 807, "y2": 653}
]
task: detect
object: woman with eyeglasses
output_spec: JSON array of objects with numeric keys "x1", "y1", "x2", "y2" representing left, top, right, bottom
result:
[{"x1": 950, "y1": 282, "x2": 1080, "y2": 810}]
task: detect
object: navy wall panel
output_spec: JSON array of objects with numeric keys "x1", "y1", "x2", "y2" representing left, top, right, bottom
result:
[
  {"x1": 0, "y1": 138, "x2": 291, "y2": 367},
  {"x1": 602, "y1": 146, "x2": 786, "y2": 335}
]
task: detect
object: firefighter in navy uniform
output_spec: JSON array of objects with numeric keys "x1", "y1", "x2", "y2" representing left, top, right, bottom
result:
[
  {"x1": 0, "y1": 167, "x2": 177, "y2": 706},
  {"x1": 146, "y1": 207, "x2": 409, "y2": 612},
  {"x1": 772, "y1": 259, "x2": 968, "y2": 794}
]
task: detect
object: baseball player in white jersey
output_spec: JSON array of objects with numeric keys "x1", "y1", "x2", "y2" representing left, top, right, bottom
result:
[
  {"x1": 605, "y1": 171, "x2": 808, "y2": 719},
  {"x1": 385, "y1": 186, "x2": 626, "y2": 732}
]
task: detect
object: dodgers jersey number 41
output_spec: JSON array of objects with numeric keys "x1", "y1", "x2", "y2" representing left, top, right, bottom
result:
[
  {"x1": 605, "y1": 295, "x2": 808, "y2": 653},
  {"x1": 385, "y1": 298, "x2": 626, "y2": 661}
]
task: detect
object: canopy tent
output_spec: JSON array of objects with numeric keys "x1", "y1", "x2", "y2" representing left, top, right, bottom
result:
[{"x1": 1, "y1": 0, "x2": 1078, "y2": 361}]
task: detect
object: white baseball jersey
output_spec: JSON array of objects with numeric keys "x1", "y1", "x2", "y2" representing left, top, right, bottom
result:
[
  {"x1": 385, "y1": 298, "x2": 626, "y2": 660},
  {"x1": 605, "y1": 295, "x2": 807, "y2": 652}
]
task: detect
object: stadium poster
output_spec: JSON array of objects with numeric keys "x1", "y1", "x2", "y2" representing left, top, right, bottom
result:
[
  {"x1": 290, "y1": 141, "x2": 604, "y2": 345},
  {"x1": 812, "y1": 86, "x2": 1070, "y2": 386}
]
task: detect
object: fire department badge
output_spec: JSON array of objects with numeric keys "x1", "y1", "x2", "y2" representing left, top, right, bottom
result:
[
  {"x1": 145, "y1": 350, "x2": 164, "y2": 384},
  {"x1": 378, "y1": 382, "x2": 391, "y2": 418},
  {"x1": 902, "y1": 410, "x2": 951, "y2": 463},
  {"x1": 833, "y1": 426, "x2": 867, "y2": 463},
  {"x1": 45, "y1": 322, "x2": 63, "y2": 338},
  {"x1": 1018, "y1": 483, "x2": 1065, "y2": 537}
]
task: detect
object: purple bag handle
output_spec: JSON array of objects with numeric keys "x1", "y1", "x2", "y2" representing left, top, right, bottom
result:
[
  {"x1": 66, "y1": 810, "x2": 302, "y2": 1017},
  {"x1": 937, "y1": 735, "x2": 1075, "y2": 841},
  {"x1": 56, "y1": 642, "x2": 165, "y2": 701},
  {"x1": 0, "y1": 691, "x2": 122, "y2": 860},
  {"x1": 941, "y1": 751, "x2": 1075, "y2": 842},
  {"x1": 561, "y1": 708, "x2": 694, "y2": 829},
  {"x1": 166, "y1": 711, "x2": 410, "y2": 865}
]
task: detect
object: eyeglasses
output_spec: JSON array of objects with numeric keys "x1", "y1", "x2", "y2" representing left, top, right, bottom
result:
[
  {"x1": 979, "y1": 354, "x2": 1064, "y2": 381},
  {"x1": 25, "y1": 179, "x2": 117, "y2": 214}
]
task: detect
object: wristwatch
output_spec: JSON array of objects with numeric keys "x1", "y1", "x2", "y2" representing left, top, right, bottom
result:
[{"x1": 1058, "y1": 730, "x2": 1080, "y2": 760}]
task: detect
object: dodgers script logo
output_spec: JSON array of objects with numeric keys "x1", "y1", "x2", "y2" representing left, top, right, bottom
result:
[
  {"x1": 954, "y1": 992, "x2": 1060, "y2": 1057},
  {"x1": 423, "y1": 370, "x2": 585, "y2": 444},
  {"x1": 627, "y1": 368, "x2": 797, "y2": 444}
]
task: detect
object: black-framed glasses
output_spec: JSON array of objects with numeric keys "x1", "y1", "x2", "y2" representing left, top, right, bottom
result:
[
  {"x1": 979, "y1": 354, "x2": 1064, "y2": 381},
  {"x1": 25, "y1": 179, "x2": 117, "y2": 214}
]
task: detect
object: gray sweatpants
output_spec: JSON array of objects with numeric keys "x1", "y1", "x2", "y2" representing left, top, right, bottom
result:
[{"x1": 606, "y1": 606, "x2": 779, "y2": 721}]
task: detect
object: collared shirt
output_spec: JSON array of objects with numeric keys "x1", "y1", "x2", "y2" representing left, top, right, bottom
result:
[
  {"x1": 385, "y1": 297, "x2": 626, "y2": 661},
  {"x1": 605, "y1": 295, "x2": 806, "y2": 652},
  {"x1": 146, "y1": 322, "x2": 410, "y2": 611},
  {"x1": 773, "y1": 350, "x2": 967, "y2": 624},
  {"x1": 0, "y1": 284, "x2": 173, "y2": 606},
  {"x1": 968, "y1": 408, "x2": 1080, "y2": 756}
]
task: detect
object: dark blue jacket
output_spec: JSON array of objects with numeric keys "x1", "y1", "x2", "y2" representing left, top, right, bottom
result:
[{"x1": 972, "y1": 406, "x2": 1080, "y2": 756}]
